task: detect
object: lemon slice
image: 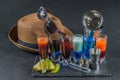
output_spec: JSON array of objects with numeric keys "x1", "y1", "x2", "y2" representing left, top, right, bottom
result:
[
  {"x1": 33, "y1": 58, "x2": 55, "y2": 73},
  {"x1": 41, "y1": 59, "x2": 47, "y2": 73},
  {"x1": 33, "y1": 60, "x2": 42, "y2": 72},
  {"x1": 51, "y1": 63, "x2": 60, "y2": 74}
]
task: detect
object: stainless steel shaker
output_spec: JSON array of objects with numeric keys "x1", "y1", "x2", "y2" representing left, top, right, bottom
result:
[{"x1": 90, "y1": 48, "x2": 101, "y2": 70}]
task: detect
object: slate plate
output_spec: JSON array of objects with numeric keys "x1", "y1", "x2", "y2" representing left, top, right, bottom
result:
[{"x1": 31, "y1": 56, "x2": 112, "y2": 77}]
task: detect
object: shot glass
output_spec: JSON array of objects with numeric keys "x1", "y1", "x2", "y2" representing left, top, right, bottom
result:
[
  {"x1": 72, "y1": 34, "x2": 83, "y2": 65},
  {"x1": 37, "y1": 36, "x2": 49, "y2": 73},
  {"x1": 49, "y1": 37, "x2": 61, "y2": 62},
  {"x1": 96, "y1": 34, "x2": 107, "y2": 63},
  {"x1": 61, "y1": 35, "x2": 72, "y2": 66},
  {"x1": 37, "y1": 36, "x2": 49, "y2": 59},
  {"x1": 84, "y1": 35, "x2": 95, "y2": 60}
]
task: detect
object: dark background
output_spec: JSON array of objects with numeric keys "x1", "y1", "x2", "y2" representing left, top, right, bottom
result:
[{"x1": 0, "y1": 0, "x2": 120, "y2": 80}]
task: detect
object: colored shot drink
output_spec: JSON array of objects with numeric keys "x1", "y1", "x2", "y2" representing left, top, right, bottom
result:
[
  {"x1": 72, "y1": 34, "x2": 83, "y2": 65},
  {"x1": 83, "y1": 33, "x2": 94, "y2": 68},
  {"x1": 37, "y1": 36, "x2": 49, "y2": 59},
  {"x1": 50, "y1": 38, "x2": 61, "y2": 62},
  {"x1": 61, "y1": 36, "x2": 72, "y2": 66},
  {"x1": 96, "y1": 34, "x2": 107, "y2": 63},
  {"x1": 37, "y1": 36, "x2": 49, "y2": 73},
  {"x1": 84, "y1": 35, "x2": 94, "y2": 60}
]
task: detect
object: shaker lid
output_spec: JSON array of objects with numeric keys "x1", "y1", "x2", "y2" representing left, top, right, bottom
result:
[{"x1": 90, "y1": 48, "x2": 101, "y2": 55}]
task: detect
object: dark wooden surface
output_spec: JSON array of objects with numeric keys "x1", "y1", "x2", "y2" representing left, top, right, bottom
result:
[{"x1": 0, "y1": 0, "x2": 120, "y2": 80}]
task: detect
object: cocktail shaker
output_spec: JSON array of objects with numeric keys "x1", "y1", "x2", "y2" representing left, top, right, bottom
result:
[{"x1": 90, "y1": 48, "x2": 101, "y2": 70}]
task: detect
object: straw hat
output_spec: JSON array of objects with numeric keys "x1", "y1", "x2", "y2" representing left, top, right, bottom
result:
[{"x1": 8, "y1": 13, "x2": 73, "y2": 53}]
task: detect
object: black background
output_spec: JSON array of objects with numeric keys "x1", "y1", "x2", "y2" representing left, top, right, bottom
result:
[{"x1": 0, "y1": 0, "x2": 120, "y2": 80}]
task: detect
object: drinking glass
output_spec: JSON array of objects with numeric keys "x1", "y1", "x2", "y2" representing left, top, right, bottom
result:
[
  {"x1": 37, "y1": 36, "x2": 49, "y2": 59},
  {"x1": 72, "y1": 34, "x2": 83, "y2": 65},
  {"x1": 84, "y1": 35, "x2": 95, "y2": 60},
  {"x1": 61, "y1": 35, "x2": 72, "y2": 66},
  {"x1": 37, "y1": 35, "x2": 49, "y2": 73},
  {"x1": 96, "y1": 34, "x2": 107, "y2": 63},
  {"x1": 49, "y1": 37, "x2": 61, "y2": 62}
]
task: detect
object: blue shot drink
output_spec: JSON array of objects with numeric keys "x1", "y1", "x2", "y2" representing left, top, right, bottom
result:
[
  {"x1": 50, "y1": 39, "x2": 60, "y2": 62},
  {"x1": 72, "y1": 34, "x2": 83, "y2": 65},
  {"x1": 84, "y1": 34, "x2": 94, "y2": 60},
  {"x1": 83, "y1": 29, "x2": 95, "y2": 68}
]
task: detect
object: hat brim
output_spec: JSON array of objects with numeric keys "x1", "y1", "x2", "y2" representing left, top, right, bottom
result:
[{"x1": 8, "y1": 25, "x2": 73, "y2": 53}]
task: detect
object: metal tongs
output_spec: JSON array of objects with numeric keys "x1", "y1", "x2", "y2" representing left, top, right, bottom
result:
[{"x1": 68, "y1": 63, "x2": 91, "y2": 73}]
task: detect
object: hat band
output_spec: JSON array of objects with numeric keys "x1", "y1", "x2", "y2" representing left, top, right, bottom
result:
[{"x1": 18, "y1": 39, "x2": 38, "y2": 49}]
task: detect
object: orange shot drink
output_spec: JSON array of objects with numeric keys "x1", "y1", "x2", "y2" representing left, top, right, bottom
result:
[
  {"x1": 37, "y1": 36, "x2": 49, "y2": 59},
  {"x1": 96, "y1": 34, "x2": 107, "y2": 62}
]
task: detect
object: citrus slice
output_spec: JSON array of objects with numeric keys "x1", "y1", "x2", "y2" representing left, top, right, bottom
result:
[
  {"x1": 33, "y1": 60, "x2": 42, "y2": 72},
  {"x1": 51, "y1": 63, "x2": 60, "y2": 74},
  {"x1": 41, "y1": 59, "x2": 47, "y2": 73},
  {"x1": 46, "y1": 58, "x2": 55, "y2": 70},
  {"x1": 49, "y1": 61, "x2": 55, "y2": 70}
]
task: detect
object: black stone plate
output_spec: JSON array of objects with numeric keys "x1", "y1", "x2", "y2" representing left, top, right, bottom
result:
[{"x1": 31, "y1": 56, "x2": 112, "y2": 77}]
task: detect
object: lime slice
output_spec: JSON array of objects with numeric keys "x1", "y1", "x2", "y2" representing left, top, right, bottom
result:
[
  {"x1": 51, "y1": 63, "x2": 60, "y2": 74},
  {"x1": 45, "y1": 58, "x2": 50, "y2": 70},
  {"x1": 46, "y1": 58, "x2": 55, "y2": 70},
  {"x1": 33, "y1": 60, "x2": 42, "y2": 72}
]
